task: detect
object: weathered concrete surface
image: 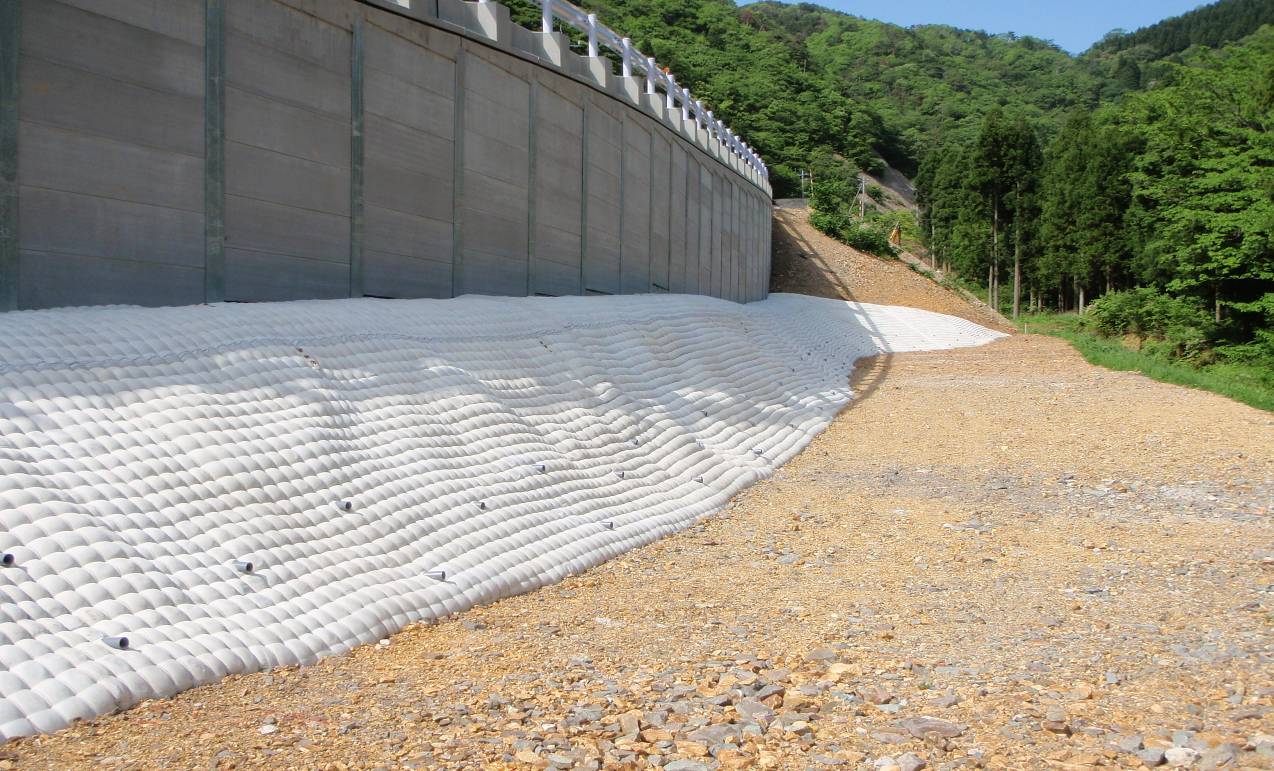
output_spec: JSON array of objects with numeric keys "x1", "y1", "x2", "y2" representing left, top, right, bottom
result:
[{"x1": 3, "y1": 0, "x2": 771, "y2": 311}]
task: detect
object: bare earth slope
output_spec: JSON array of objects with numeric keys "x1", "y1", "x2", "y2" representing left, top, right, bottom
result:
[
  {"x1": 770, "y1": 206, "x2": 1008, "y2": 332},
  {"x1": 7, "y1": 214, "x2": 1273, "y2": 770}
]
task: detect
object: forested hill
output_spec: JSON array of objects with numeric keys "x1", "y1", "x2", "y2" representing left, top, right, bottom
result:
[
  {"x1": 510, "y1": 0, "x2": 1105, "y2": 193},
  {"x1": 1086, "y1": 0, "x2": 1274, "y2": 60},
  {"x1": 742, "y1": 2, "x2": 1098, "y2": 175},
  {"x1": 510, "y1": 0, "x2": 1269, "y2": 196},
  {"x1": 1079, "y1": 0, "x2": 1274, "y2": 98}
]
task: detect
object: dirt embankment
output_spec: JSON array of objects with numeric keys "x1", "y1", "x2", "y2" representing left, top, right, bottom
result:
[
  {"x1": 7, "y1": 213, "x2": 1273, "y2": 771},
  {"x1": 770, "y1": 206, "x2": 1009, "y2": 332}
]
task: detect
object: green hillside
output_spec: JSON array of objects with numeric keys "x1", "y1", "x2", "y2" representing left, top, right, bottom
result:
[
  {"x1": 1080, "y1": 0, "x2": 1274, "y2": 98},
  {"x1": 744, "y1": 3, "x2": 1100, "y2": 174},
  {"x1": 1087, "y1": 0, "x2": 1274, "y2": 58},
  {"x1": 508, "y1": 0, "x2": 1269, "y2": 197},
  {"x1": 911, "y1": 25, "x2": 1273, "y2": 390}
]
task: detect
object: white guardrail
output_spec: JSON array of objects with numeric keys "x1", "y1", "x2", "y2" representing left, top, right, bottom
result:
[{"x1": 492, "y1": 0, "x2": 769, "y2": 181}]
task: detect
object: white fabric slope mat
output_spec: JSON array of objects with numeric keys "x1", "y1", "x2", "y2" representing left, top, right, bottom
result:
[{"x1": 0, "y1": 293, "x2": 1003, "y2": 738}]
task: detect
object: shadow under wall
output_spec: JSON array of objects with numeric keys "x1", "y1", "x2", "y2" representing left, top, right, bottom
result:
[
  {"x1": 769, "y1": 207, "x2": 853, "y2": 301},
  {"x1": 766, "y1": 207, "x2": 894, "y2": 411}
]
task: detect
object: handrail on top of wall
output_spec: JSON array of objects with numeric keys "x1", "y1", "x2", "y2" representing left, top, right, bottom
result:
[{"x1": 509, "y1": 0, "x2": 768, "y2": 181}]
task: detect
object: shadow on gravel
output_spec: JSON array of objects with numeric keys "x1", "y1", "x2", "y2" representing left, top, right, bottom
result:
[
  {"x1": 846, "y1": 352, "x2": 893, "y2": 410},
  {"x1": 768, "y1": 208, "x2": 894, "y2": 410}
]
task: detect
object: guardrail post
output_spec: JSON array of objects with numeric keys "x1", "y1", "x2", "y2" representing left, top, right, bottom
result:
[
  {"x1": 540, "y1": 0, "x2": 551, "y2": 33},
  {"x1": 665, "y1": 74, "x2": 676, "y2": 110},
  {"x1": 586, "y1": 13, "x2": 598, "y2": 57},
  {"x1": 680, "y1": 88, "x2": 689, "y2": 123},
  {"x1": 645, "y1": 56, "x2": 655, "y2": 95},
  {"x1": 620, "y1": 37, "x2": 632, "y2": 78}
]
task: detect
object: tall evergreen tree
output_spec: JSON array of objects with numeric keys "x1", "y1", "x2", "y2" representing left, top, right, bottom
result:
[
  {"x1": 1004, "y1": 115, "x2": 1044, "y2": 318},
  {"x1": 1037, "y1": 110, "x2": 1137, "y2": 310}
]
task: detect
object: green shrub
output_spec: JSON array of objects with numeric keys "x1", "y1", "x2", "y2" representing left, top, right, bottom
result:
[
  {"x1": 1086, "y1": 288, "x2": 1216, "y2": 361},
  {"x1": 866, "y1": 184, "x2": 885, "y2": 203},
  {"x1": 809, "y1": 210, "x2": 851, "y2": 237},
  {"x1": 808, "y1": 178, "x2": 853, "y2": 214},
  {"x1": 841, "y1": 224, "x2": 898, "y2": 258},
  {"x1": 809, "y1": 211, "x2": 897, "y2": 258}
]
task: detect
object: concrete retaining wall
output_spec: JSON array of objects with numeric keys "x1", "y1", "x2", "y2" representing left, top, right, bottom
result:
[{"x1": 0, "y1": 0, "x2": 772, "y2": 311}]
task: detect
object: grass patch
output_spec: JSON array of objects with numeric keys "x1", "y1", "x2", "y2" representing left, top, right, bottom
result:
[{"x1": 1019, "y1": 313, "x2": 1274, "y2": 412}]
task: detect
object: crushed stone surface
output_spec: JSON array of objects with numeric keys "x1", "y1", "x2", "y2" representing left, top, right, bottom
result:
[{"x1": 6, "y1": 213, "x2": 1273, "y2": 770}]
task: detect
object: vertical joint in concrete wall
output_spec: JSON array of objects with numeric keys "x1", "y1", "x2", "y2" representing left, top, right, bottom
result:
[
  {"x1": 526, "y1": 76, "x2": 536, "y2": 296},
  {"x1": 665, "y1": 141, "x2": 672, "y2": 293},
  {"x1": 203, "y1": 0, "x2": 226, "y2": 304},
  {"x1": 646, "y1": 126, "x2": 653, "y2": 292},
  {"x1": 577, "y1": 97, "x2": 588, "y2": 295},
  {"x1": 349, "y1": 15, "x2": 365, "y2": 298},
  {"x1": 0, "y1": 0, "x2": 17, "y2": 312},
  {"x1": 617, "y1": 109, "x2": 625, "y2": 283},
  {"x1": 450, "y1": 48, "x2": 466, "y2": 297}
]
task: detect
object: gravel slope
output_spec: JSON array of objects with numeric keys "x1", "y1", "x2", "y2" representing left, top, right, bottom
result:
[
  {"x1": 769, "y1": 206, "x2": 1008, "y2": 332},
  {"x1": 6, "y1": 214, "x2": 1272, "y2": 770}
]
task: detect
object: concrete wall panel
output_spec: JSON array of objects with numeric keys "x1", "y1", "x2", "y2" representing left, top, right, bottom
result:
[
  {"x1": 583, "y1": 96, "x2": 622, "y2": 295},
  {"x1": 23, "y1": 1, "x2": 203, "y2": 97},
  {"x1": 362, "y1": 21, "x2": 456, "y2": 299},
  {"x1": 18, "y1": 250, "x2": 204, "y2": 310},
  {"x1": 729, "y1": 184, "x2": 740, "y2": 301},
  {"x1": 531, "y1": 79, "x2": 583, "y2": 296},
  {"x1": 223, "y1": 247, "x2": 350, "y2": 301},
  {"x1": 649, "y1": 133, "x2": 671, "y2": 292},
  {"x1": 458, "y1": 49, "x2": 530, "y2": 296},
  {"x1": 668, "y1": 143, "x2": 688, "y2": 293},
  {"x1": 684, "y1": 157, "x2": 701, "y2": 295},
  {"x1": 698, "y1": 166, "x2": 714, "y2": 295},
  {"x1": 225, "y1": 0, "x2": 351, "y2": 68},
  {"x1": 620, "y1": 116, "x2": 650, "y2": 294},
  {"x1": 226, "y1": 32, "x2": 350, "y2": 117},
  {"x1": 711, "y1": 171, "x2": 724, "y2": 299},
  {"x1": 223, "y1": 0, "x2": 351, "y2": 301},
  {"x1": 14, "y1": 0, "x2": 205, "y2": 310},
  {"x1": 19, "y1": 124, "x2": 203, "y2": 214},
  {"x1": 19, "y1": 188, "x2": 204, "y2": 270},
  {"x1": 20, "y1": 58, "x2": 203, "y2": 156}
]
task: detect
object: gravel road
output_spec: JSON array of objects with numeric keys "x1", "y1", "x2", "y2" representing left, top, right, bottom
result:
[{"x1": 5, "y1": 213, "x2": 1271, "y2": 771}]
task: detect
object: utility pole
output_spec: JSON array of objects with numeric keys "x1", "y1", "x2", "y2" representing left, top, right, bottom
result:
[
  {"x1": 799, "y1": 169, "x2": 808, "y2": 199},
  {"x1": 857, "y1": 175, "x2": 867, "y2": 219}
]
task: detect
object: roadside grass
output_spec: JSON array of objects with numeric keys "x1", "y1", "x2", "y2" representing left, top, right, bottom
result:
[{"x1": 1018, "y1": 313, "x2": 1274, "y2": 413}]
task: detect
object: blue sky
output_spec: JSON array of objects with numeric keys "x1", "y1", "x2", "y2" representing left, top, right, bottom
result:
[{"x1": 739, "y1": 0, "x2": 1210, "y2": 53}]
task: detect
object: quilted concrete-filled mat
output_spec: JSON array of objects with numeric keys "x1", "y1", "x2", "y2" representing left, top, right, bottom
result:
[{"x1": 0, "y1": 293, "x2": 1002, "y2": 738}]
